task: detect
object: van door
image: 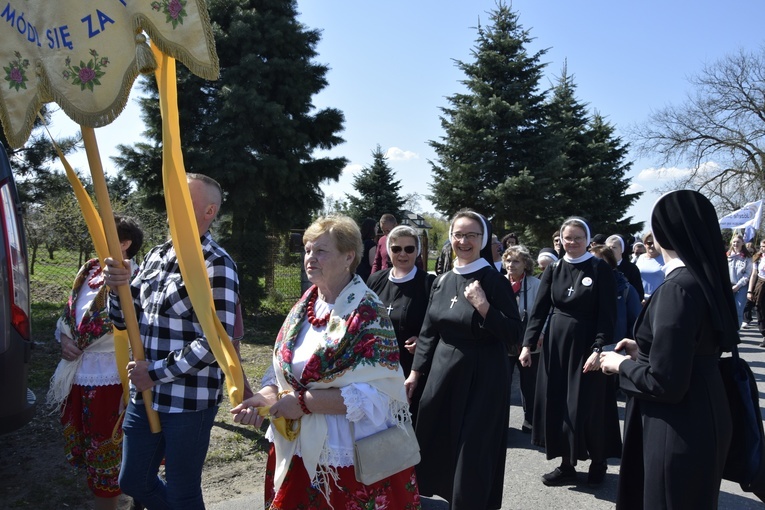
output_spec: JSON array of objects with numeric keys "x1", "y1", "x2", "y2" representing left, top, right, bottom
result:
[{"x1": 0, "y1": 143, "x2": 35, "y2": 434}]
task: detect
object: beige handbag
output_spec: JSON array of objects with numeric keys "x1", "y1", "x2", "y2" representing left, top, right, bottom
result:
[{"x1": 350, "y1": 420, "x2": 421, "y2": 485}]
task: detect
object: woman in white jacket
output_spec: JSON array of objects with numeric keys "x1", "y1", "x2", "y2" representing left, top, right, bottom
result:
[{"x1": 728, "y1": 234, "x2": 752, "y2": 326}]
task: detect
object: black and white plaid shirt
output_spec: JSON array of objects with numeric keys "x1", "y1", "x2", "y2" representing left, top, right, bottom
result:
[{"x1": 110, "y1": 231, "x2": 239, "y2": 413}]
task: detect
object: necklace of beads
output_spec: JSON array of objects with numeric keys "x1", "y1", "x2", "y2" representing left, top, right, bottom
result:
[{"x1": 306, "y1": 290, "x2": 331, "y2": 327}]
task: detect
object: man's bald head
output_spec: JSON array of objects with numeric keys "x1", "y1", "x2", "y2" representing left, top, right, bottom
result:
[{"x1": 187, "y1": 173, "x2": 223, "y2": 234}]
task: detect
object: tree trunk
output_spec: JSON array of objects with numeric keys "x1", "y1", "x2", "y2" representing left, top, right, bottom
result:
[{"x1": 29, "y1": 243, "x2": 37, "y2": 275}]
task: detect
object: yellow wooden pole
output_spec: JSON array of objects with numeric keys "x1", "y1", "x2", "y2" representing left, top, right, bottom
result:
[{"x1": 81, "y1": 126, "x2": 161, "y2": 433}]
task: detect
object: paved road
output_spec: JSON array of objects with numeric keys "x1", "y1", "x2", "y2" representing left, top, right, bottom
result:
[{"x1": 210, "y1": 327, "x2": 765, "y2": 509}]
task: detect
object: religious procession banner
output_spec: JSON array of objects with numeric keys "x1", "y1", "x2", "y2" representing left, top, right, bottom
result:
[
  {"x1": 0, "y1": 0, "x2": 218, "y2": 148},
  {"x1": 0, "y1": 0, "x2": 247, "y2": 428},
  {"x1": 719, "y1": 200, "x2": 763, "y2": 241}
]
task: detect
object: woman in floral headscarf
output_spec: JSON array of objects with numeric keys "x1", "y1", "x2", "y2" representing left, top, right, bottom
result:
[
  {"x1": 47, "y1": 215, "x2": 143, "y2": 510},
  {"x1": 232, "y1": 215, "x2": 420, "y2": 510}
]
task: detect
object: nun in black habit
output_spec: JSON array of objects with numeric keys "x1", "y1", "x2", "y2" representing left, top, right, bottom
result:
[
  {"x1": 367, "y1": 225, "x2": 435, "y2": 424},
  {"x1": 405, "y1": 209, "x2": 522, "y2": 510},
  {"x1": 519, "y1": 216, "x2": 621, "y2": 487},
  {"x1": 600, "y1": 190, "x2": 735, "y2": 509}
]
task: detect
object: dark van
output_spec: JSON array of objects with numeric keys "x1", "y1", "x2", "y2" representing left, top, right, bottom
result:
[{"x1": 0, "y1": 144, "x2": 34, "y2": 433}]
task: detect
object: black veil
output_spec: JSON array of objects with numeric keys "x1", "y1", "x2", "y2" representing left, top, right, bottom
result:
[{"x1": 650, "y1": 190, "x2": 740, "y2": 351}]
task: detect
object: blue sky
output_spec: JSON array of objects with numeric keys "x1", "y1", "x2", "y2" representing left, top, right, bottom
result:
[{"x1": 52, "y1": 0, "x2": 765, "y2": 230}]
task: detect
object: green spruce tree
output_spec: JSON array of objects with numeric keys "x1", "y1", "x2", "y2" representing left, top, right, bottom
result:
[
  {"x1": 545, "y1": 65, "x2": 642, "y2": 237},
  {"x1": 346, "y1": 145, "x2": 405, "y2": 224},
  {"x1": 429, "y1": 2, "x2": 555, "y2": 237}
]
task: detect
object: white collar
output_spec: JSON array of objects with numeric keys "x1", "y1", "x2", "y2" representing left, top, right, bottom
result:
[
  {"x1": 388, "y1": 266, "x2": 417, "y2": 283},
  {"x1": 494, "y1": 261, "x2": 503, "y2": 271},
  {"x1": 563, "y1": 251, "x2": 594, "y2": 264},
  {"x1": 453, "y1": 258, "x2": 491, "y2": 274},
  {"x1": 662, "y1": 257, "x2": 685, "y2": 276}
]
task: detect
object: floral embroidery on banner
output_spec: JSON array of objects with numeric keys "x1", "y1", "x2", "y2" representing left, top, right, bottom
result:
[
  {"x1": 4, "y1": 51, "x2": 29, "y2": 91},
  {"x1": 151, "y1": 0, "x2": 188, "y2": 29},
  {"x1": 63, "y1": 50, "x2": 109, "y2": 92}
]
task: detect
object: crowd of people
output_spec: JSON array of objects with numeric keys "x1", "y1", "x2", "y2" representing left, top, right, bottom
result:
[{"x1": 49, "y1": 176, "x2": 754, "y2": 509}]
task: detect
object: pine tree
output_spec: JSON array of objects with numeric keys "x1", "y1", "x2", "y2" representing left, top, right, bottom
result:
[
  {"x1": 429, "y1": 2, "x2": 641, "y2": 245},
  {"x1": 113, "y1": 0, "x2": 347, "y2": 305},
  {"x1": 346, "y1": 145, "x2": 405, "y2": 224},
  {"x1": 2, "y1": 106, "x2": 79, "y2": 205},
  {"x1": 545, "y1": 66, "x2": 642, "y2": 237},
  {"x1": 581, "y1": 113, "x2": 643, "y2": 235},
  {"x1": 429, "y1": 2, "x2": 555, "y2": 236}
]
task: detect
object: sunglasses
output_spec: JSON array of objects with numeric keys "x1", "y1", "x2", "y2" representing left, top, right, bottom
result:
[{"x1": 391, "y1": 245, "x2": 416, "y2": 254}]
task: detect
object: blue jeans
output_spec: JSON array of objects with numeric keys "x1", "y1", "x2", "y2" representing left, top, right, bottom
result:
[
  {"x1": 734, "y1": 286, "x2": 747, "y2": 324},
  {"x1": 119, "y1": 401, "x2": 217, "y2": 510}
]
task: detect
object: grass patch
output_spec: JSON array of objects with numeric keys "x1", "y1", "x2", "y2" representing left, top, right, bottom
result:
[
  {"x1": 17, "y1": 249, "x2": 294, "y2": 509},
  {"x1": 29, "y1": 301, "x2": 66, "y2": 390}
]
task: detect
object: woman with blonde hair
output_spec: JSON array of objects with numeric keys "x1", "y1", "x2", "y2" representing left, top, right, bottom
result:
[
  {"x1": 232, "y1": 215, "x2": 420, "y2": 509},
  {"x1": 503, "y1": 244, "x2": 541, "y2": 433}
]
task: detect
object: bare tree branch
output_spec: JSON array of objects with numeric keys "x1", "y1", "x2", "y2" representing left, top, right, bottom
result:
[{"x1": 631, "y1": 47, "x2": 765, "y2": 206}]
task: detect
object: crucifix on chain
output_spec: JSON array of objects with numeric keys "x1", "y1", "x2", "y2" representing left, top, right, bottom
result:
[
  {"x1": 450, "y1": 296, "x2": 459, "y2": 308},
  {"x1": 566, "y1": 286, "x2": 575, "y2": 297}
]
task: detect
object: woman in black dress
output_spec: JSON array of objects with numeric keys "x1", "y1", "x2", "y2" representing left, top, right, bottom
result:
[
  {"x1": 600, "y1": 190, "x2": 735, "y2": 509},
  {"x1": 519, "y1": 216, "x2": 620, "y2": 487},
  {"x1": 404, "y1": 209, "x2": 522, "y2": 510},
  {"x1": 367, "y1": 225, "x2": 435, "y2": 423}
]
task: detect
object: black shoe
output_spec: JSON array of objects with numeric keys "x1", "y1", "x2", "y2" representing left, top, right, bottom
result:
[
  {"x1": 521, "y1": 420, "x2": 532, "y2": 433},
  {"x1": 759, "y1": 341, "x2": 765, "y2": 348},
  {"x1": 587, "y1": 461, "x2": 607, "y2": 486},
  {"x1": 542, "y1": 466, "x2": 577, "y2": 486}
]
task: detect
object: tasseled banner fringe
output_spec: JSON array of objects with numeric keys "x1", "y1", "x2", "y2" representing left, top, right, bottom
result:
[{"x1": 133, "y1": 15, "x2": 219, "y2": 81}]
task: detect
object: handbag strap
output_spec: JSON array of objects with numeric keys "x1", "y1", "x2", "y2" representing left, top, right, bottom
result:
[{"x1": 730, "y1": 341, "x2": 742, "y2": 369}]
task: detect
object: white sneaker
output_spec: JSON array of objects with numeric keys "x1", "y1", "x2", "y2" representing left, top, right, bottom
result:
[{"x1": 741, "y1": 321, "x2": 750, "y2": 328}]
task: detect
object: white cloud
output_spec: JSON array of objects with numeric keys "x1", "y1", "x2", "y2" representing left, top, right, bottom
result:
[
  {"x1": 627, "y1": 182, "x2": 645, "y2": 193},
  {"x1": 635, "y1": 161, "x2": 721, "y2": 182},
  {"x1": 636, "y1": 166, "x2": 692, "y2": 181},
  {"x1": 343, "y1": 163, "x2": 364, "y2": 176},
  {"x1": 385, "y1": 147, "x2": 419, "y2": 161}
]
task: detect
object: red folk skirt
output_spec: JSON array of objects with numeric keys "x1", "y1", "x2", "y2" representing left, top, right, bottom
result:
[
  {"x1": 264, "y1": 444, "x2": 421, "y2": 509},
  {"x1": 61, "y1": 383, "x2": 124, "y2": 498}
]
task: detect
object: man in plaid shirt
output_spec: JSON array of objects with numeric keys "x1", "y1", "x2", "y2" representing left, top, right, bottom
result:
[{"x1": 104, "y1": 173, "x2": 239, "y2": 509}]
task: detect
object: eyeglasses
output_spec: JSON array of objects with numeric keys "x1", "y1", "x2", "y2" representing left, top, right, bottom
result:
[
  {"x1": 390, "y1": 245, "x2": 416, "y2": 254},
  {"x1": 451, "y1": 232, "x2": 482, "y2": 241},
  {"x1": 562, "y1": 236, "x2": 586, "y2": 244}
]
